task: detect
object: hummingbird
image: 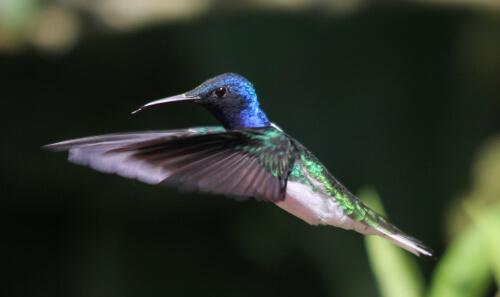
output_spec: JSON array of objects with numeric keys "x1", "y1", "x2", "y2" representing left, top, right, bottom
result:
[{"x1": 44, "y1": 73, "x2": 433, "y2": 257}]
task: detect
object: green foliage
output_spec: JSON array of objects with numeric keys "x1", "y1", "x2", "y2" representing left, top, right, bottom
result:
[
  {"x1": 427, "y1": 213, "x2": 492, "y2": 297},
  {"x1": 362, "y1": 135, "x2": 500, "y2": 297}
]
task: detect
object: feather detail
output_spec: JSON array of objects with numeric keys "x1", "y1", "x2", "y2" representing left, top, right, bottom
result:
[{"x1": 44, "y1": 126, "x2": 296, "y2": 202}]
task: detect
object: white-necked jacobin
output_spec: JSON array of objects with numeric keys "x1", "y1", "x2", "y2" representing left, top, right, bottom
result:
[{"x1": 44, "y1": 73, "x2": 433, "y2": 257}]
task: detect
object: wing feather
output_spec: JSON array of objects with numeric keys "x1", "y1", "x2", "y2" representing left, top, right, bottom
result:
[{"x1": 44, "y1": 127, "x2": 296, "y2": 202}]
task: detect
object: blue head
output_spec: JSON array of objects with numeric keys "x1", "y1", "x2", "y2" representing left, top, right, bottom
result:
[{"x1": 134, "y1": 73, "x2": 270, "y2": 129}]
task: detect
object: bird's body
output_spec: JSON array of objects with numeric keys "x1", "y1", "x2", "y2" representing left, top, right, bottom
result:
[{"x1": 45, "y1": 73, "x2": 433, "y2": 257}]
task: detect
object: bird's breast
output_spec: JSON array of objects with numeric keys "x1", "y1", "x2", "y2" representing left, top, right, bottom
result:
[
  {"x1": 276, "y1": 178, "x2": 371, "y2": 233},
  {"x1": 277, "y1": 179, "x2": 362, "y2": 228}
]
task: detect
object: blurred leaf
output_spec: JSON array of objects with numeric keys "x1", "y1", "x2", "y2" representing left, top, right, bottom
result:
[
  {"x1": 442, "y1": 192, "x2": 471, "y2": 242},
  {"x1": 427, "y1": 134, "x2": 500, "y2": 297},
  {"x1": 464, "y1": 200, "x2": 500, "y2": 286},
  {"x1": 473, "y1": 136, "x2": 500, "y2": 203},
  {"x1": 466, "y1": 135, "x2": 500, "y2": 287},
  {"x1": 0, "y1": 0, "x2": 40, "y2": 29},
  {"x1": 360, "y1": 187, "x2": 426, "y2": 297},
  {"x1": 427, "y1": 222, "x2": 491, "y2": 297}
]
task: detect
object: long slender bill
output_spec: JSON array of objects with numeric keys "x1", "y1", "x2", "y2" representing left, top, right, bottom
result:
[{"x1": 132, "y1": 94, "x2": 200, "y2": 114}]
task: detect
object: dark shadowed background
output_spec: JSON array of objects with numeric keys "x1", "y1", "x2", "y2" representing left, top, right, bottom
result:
[{"x1": 1, "y1": 1, "x2": 499, "y2": 297}]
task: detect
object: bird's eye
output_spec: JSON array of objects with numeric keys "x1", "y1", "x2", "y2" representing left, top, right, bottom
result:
[{"x1": 214, "y1": 87, "x2": 227, "y2": 98}]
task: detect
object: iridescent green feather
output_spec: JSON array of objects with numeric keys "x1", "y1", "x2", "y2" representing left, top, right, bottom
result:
[
  {"x1": 235, "y1": 128, "x2": 296, "y2": 179},
  {"x1": 287, "y1": 139, "x2": 407, "y2": 235},
  {"x1": 197, "y1": 127, "x2": 417, "y2": 242}
]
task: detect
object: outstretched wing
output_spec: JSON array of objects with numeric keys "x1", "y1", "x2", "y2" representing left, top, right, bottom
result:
[{"x1": 44, "y1": 127, "x2": 296, "y2": 202}]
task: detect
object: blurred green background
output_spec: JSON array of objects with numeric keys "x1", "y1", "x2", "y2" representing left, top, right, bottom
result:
[{"x1": 1, "y1": 0, "x2": 500, "y2": 296}]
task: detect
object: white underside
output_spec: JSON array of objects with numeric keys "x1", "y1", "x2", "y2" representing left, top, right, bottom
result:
[
  {"x1": 277, "y1": 181, "x2": 378, "y2": 235},
  {"x1": 277, "y1": 181, "x2": 432, "y2": 257}
]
